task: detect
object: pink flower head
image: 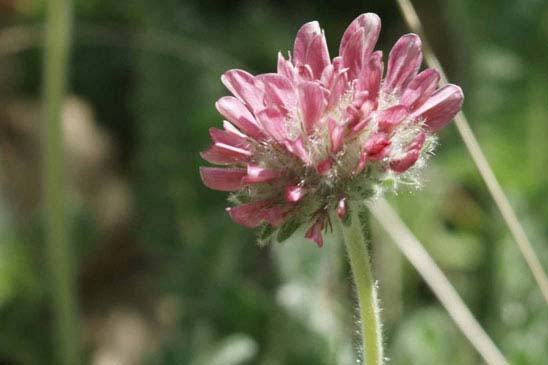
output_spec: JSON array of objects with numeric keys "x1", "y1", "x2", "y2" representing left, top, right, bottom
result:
[{"x1": 200, "y1": 13, "x2": 463, "y2": 246}]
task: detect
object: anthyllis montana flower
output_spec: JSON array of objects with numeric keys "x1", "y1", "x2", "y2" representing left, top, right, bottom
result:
[{"x1": 200, "y1": 13, "x2": 463, "y2": 247}]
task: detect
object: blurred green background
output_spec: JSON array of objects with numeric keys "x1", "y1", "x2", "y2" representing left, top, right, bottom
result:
[{"x1": 0, "y1": 0, "x2": 547, "y2": 364}]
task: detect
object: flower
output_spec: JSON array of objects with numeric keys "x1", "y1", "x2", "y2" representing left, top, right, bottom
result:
[{"x1": 200, "y1": 13, "x2": 463, "y2": 247}]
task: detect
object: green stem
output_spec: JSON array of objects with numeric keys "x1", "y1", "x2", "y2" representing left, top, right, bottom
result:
[
  {"x1": 339, "y1": 205, "x2": 383, "y2": 365},
  {"x1": 43, "y1": 0, "x2": 80, "y2": 364}
]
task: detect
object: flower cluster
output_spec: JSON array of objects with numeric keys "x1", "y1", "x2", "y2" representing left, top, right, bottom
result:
[{"x1": 200, "y1": 13, "x2": 463, "y2": 246}]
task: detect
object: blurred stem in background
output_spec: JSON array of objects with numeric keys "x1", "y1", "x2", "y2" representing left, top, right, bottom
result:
[
  {"x1": 42, "y1": 0, "x2": 80, "y2": 364},
  {"x1": 370, "y1": 199, "x2": 508, "y2": 365},
  {"x1": 339, "y1": 205, "x2": 383, "y2": 365},
  {"x1": 395, "y1": 0, "x2": 548, "y2": 306}
]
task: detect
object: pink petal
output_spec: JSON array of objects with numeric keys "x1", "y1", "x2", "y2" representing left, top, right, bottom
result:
[
  {"x1": 277, "y1": 52, "x2": 295, "y2": 82},
  {"x1": 305, "y1": 216, "x2": 327, "y2": 247},
  {"x1": 209, "y1": 127, "x2": 248, "y2": 148},
  {"x1": 359, "y1": 50, "x2": 383, "y2": 100},
  {"x1": 320, "y1": 64, "x2": 334, "y2": 86},
  {"x1": 336, "y1": 197, "x2": 347, "y2": 220},
  {"x1": 352, "y1": 90, "x2": 369, "y2": 109},
  {"x1": 345, "y1": 105, "x2": 361, "y2": 128},
  {"x1": 263, "y1": 205, "x2": 294, "y2": 227},
  {"x1": 400, "y1": 69, "x2": 440, "y2": 109},
  {"x1": 316, "y1": 158, "x2": 332, "y2": 175},
  {"x1": 339, "y1": 13, "x2": 381, "y2": 72},
  {"x1": 332, "y1": 56, "x2": 344, "y2": 71},
  {"x1": 283, "y1": 136, "x2": 310, "y2": 165},
  {"x1": 256, "y1": 107, "x2": 288, "y2": 142},
  {"x1": 221, "y1": 69, "x2": 265, "y2": 113},
  {"x1": 355, "y1": 150, "x2": 368, "y2": 174},
  {"x1": 200, "y1": 144, "x2": 251, "y2": 165},
  {"x1": 242, "y1": 165, "x2": 280, "y2": 183},
  {"x1": 389, "y1": 132, "x2": 426, "y2": 173},
  {"x1": 348, "y1": 99, "x2": 377, "y2": 138},
  {"x1": 326, "y1": 69, "x2": 350, "y2": 110},
  {"x1": 390, "y1": 149, "x2": 420, "y2": 173},
  {"x1": 293, "y1": 21, "x2": 331, "y2": 80},
  {"x1": 227, "y1": 201, "x2": 293, "y2": 228},
  {"x1": 216, "y1": 96, "x2": 264, "y2": 139},
  {"x1": 408, "y1": 131, "x2": 426, "y2": 151},
  {"x1": 298, "y1": 81, "x2": 324, "y2": 134},
  {"x1": 296, "y1": 64, "x2": 314, "y2": 81},
  {"x1": 377, "y1": 105, "x2": 409, "y2": 132},
  {"x1": 364, "y1": 132, "x2": 391, "y2": 160},
  {"x1": 410, "y1": 84, "x2": 463, "y2": 131},
  {"x1": 384, "y1": 34, "x2": 423, "y2": 95},
  {"x1": 222, "y1": 121, "x2": 247, "y2": 138},
  {"x1": 328, "y1": 118, "x2": 345, "y2": 153},
  {"x1": 285, "y1": 185, "x2": 307, "y2": 202},
  {"x1": 199, "y1": 167, "x2": 246, "y2": 191},
  {"x1": 341, "y1": 28, "x2": 366, "y2": 80},
  {"x1": 349, "y1": 116, "x2": 371, "y2": 136},
  {"x1": 227, "y1": 200, "x2": 272, "y2": 228},
  {"x1": 258, "y1": 73, "x2": 296, "y2": 112}
]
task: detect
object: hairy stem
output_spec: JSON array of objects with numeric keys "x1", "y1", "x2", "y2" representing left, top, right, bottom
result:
[
  {"x1": 43, "y1": 0, "x2": 80, "y2": 364},
  {"x1": 339, "y1": 206, "x2": 383, "y2": 365}
]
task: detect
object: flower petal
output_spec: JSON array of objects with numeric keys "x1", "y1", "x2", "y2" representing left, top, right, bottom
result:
[
  {"x1": 209, "y1": 127, "x2": 248, "y2": 148},
  {"x1": 410, "y1": 84, "x2": 463, "y2": 131},
  {"x1": 359, "y1": 50, "x2": 383, "y2": 100},
  {"x1": 216, "y1": 96, "x2": 264, "y2": 139},
  {"x1": 339, "y1": 13, "x2": 381, "y2": 70},
  {"x1": 227, "y1": 200, "x2": 272, "y2": 228},
  {"x1": 221, "y1": 69, "x2": 265, "y2": 113},
  {"x1": 326, "y1": 69, "x2": 349, "y2": 110},
  {"x1": 341, "y1": 27, "x2": 365, "y2": 80},
  {"x1": 285, "y1": 185, "x2": 307, "y2": 202},
  {"x1": 377, "y1": 105, "x2": 409, "y2": 132},
  {"x1": 408, "y1": 131, "x2": 426, "y2": 151},
  {"x1": 258, "y1": 73, "x2": 296, "y2": 112},
  {"x1": 316, "y1": 158, "x2": 332, "y2": 175},
  {"x1": 305, "y1": 216, "x2": 327, "y2": 247},
  {"x1": 256, "y1": 107, "x2": 288, "y2": 142},
  {"x1": 293, "y1": 21, "x2": 331, "y2": 80},
  {"x1": 298, "y1": 81, "x2": 324, "y2": 134},
  {"x1": 243, "y1": 165, "x2": 280, "y2": 184},
  {"x1": 400, "y1": 68, "x2": 440, "y2": 109},
  {"x1": 336, "y1": 197, "x2": 347, "y2": 219},
  {"x1": 328, "y1": 118, "x2": 345, "y2": 153},
  {"x1": 283, "y1": 136, "x2": 310, "y2": 165},
  {"x1": 390, "y1": 132, "x2": 425, "y2": 172},
  {"x1": 264, "y1": 205, "x2": 294, "y2": 227},
  {"x1": 200, "y1": 143, "x2": 251, "y2": 165},
  {"x1": 199, "y1": 167, "x2": 246, "y2": 191},
  {"x1": 355, "y1": 150, "x2": 368, "y2": 174},
  {"x1": 222, "y1": 121, "x2": 247, "y2": 138},
  {"x1": 364, "y1": 132, "x2": 391, "y2": 159},
  {"x1": 227, "y1": 201, "x2": 292, "y2": 228},
  {"x1": 384, "y1": 34, "x2": 423, "y2": 95},
  {"x1": 277, "y1": 52, "x2": 295, "y2": 82},
  {"x1": 390, "y1": 149, "x2": 420, "y2": 173}
]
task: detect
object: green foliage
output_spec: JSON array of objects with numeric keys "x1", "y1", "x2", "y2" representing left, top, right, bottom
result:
[{"x1": 0, "y1": 0, "x2": 547, "y2": 364}]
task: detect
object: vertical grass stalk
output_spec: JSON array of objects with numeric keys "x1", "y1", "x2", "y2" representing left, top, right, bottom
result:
[
  {"x1": 43, "y1": 0, "x2": 80, "y2": 364},
  {"x1": 369, "y1": 199, "x2": 508, "y2": 365},
  {"x1": 395, "y1": 0, "x2": 548, "y2": 306},
  {"x1": 339, "y1": 205, "x2": 383, "y2": 365}
]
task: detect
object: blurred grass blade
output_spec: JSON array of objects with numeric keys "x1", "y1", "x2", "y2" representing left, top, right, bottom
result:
[
  {"x1": 369, "y1": 199, "x2": 508, "y2": 365},
  {"x1": 43, "y1": 0, "x2": 80, "y2": 364},
  {"x1": 395, "y1": 0, "x2": 548, "y2": 306},
  {"x1": 0, "y1": 24, "x2": 242, "y2": 70}
]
